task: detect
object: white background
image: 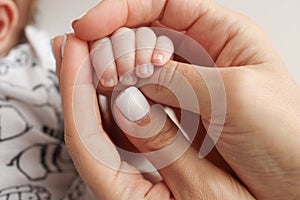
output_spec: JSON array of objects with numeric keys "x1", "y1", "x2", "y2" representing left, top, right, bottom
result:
[{"x1": 36, "y1": 0, "x2": 300, "y2": 86}]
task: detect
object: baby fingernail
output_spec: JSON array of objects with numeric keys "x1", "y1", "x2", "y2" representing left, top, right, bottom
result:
[
  {"x1": 120, "y1": 72, "x2": 137, "y2": 86},
  {"x1": 101, "y1": 77, "x2": 116, "y2": 87},
  {"x1": 116, "y1": 87, "x2": 150, "y2": 122},
  {"x1": 153, "y1": 53, "x2": 165, "y2": 65},
  {"x1": 136, "y1": 64, "x2": 154, "y2": 78}
]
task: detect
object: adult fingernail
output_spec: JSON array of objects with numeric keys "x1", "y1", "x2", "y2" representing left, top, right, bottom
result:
[
  {"x1": 72, "y1": 20, "x2": 79, "y2": 28},
  {"x1": 101, "y1": 77, "x2": 116, "y2": 87},
  {"x1": 120, "y1": 72, "x2": 138, "y2": 86},
  {"x1": 116, "y1": 87, "x2": 150, "y2": 122},
  {"x1": 136, "y1": 64, "x2": 154, "y2": 78},
  {"x1": 72, "y1": 12, "x2": 87, "y2": 28},
  {"x1": 50, "y1": 39, "x2": 55, "y2": 56},
  {"x1": 61, "y1": 34, "x2": 67, "y2": 58}
]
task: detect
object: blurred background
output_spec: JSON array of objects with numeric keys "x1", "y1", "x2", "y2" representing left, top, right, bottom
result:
[{"x1": 36, "y1": 0, "x2": 300, "y2": 85}]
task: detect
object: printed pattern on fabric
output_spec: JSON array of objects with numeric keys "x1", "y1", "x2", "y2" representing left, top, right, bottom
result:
[
  {"x1": 0, "y1": 185, "x2": 50, "y2": 200},
  {"x1": 0, "y1": 37, "x2": 92, "y2": 199}
]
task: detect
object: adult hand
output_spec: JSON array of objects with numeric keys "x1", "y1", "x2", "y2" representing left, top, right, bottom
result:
[
  {"x1": 52, "y1": 34, "x2": 253, "y2": 200},
  {"x1": 72, "y1": 0, "x2": 300, "y2": 199}
]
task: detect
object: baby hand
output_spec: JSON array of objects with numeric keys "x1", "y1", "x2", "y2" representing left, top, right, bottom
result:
[{"x1": 90, "y1": 27, "x2": 174, "y2": 91}]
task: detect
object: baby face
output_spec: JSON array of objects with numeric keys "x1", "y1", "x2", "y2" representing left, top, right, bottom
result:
[{"x1": 0, "y1": 0, "x2": 36, "y2": 55}]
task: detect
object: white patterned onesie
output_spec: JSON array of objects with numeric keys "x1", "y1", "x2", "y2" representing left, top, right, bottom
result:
[{"x1": 0, "y1": 26, "x2": 93, "y2": 200}]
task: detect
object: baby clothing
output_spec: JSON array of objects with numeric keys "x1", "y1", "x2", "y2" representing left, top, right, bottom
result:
[{"x1": 0, "y1": 26, "x2": 93, "y2": 200}]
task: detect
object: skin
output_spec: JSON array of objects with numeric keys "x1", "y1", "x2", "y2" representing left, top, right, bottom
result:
[
  {"x1": 89, "y1": 27, "x2": 174, "y2": 93},
  {"x1": 53, "y1": 0, "x2": 300, "y2": 199},
  {"x1": 0, "y1": 0, "x2": 35, "y2": 55}
]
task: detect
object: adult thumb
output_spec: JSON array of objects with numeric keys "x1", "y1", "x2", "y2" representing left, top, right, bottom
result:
[
  {"x1": 112, "y1": 86, "x2": 253, "y2": 200},
  {"x1": 139, "y1": 60, "x2": 227, "y2": 119}
]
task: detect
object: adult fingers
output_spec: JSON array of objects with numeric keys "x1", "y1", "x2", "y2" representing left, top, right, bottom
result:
[
  {"x1": 71, "y1": 0, "x2": 216, "y2": 41},
  {"x1": 72, "y1": 0, "x2": 275, "y2": 65},
  {"x1": 72, "y1": 0, "x2": 167, "y2": 40},
  {"x1": 113, "y1": 87, "x2": 254, "y2": 199},
  {"x1": 53, "y1": 34, "x2": 119, "y2": 194},
  {"x1": 52, "y1": 34, "x2": 151, "y2": 199}
]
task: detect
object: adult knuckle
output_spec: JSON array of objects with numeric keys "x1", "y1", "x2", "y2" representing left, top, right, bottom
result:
[{"x1": 145, "y1": 120, "x2": 177, "y2": 151}]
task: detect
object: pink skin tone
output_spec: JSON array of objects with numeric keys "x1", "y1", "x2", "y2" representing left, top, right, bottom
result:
[{"x1": 53, "y1": 0, "x2": 300, "y2": 199}]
